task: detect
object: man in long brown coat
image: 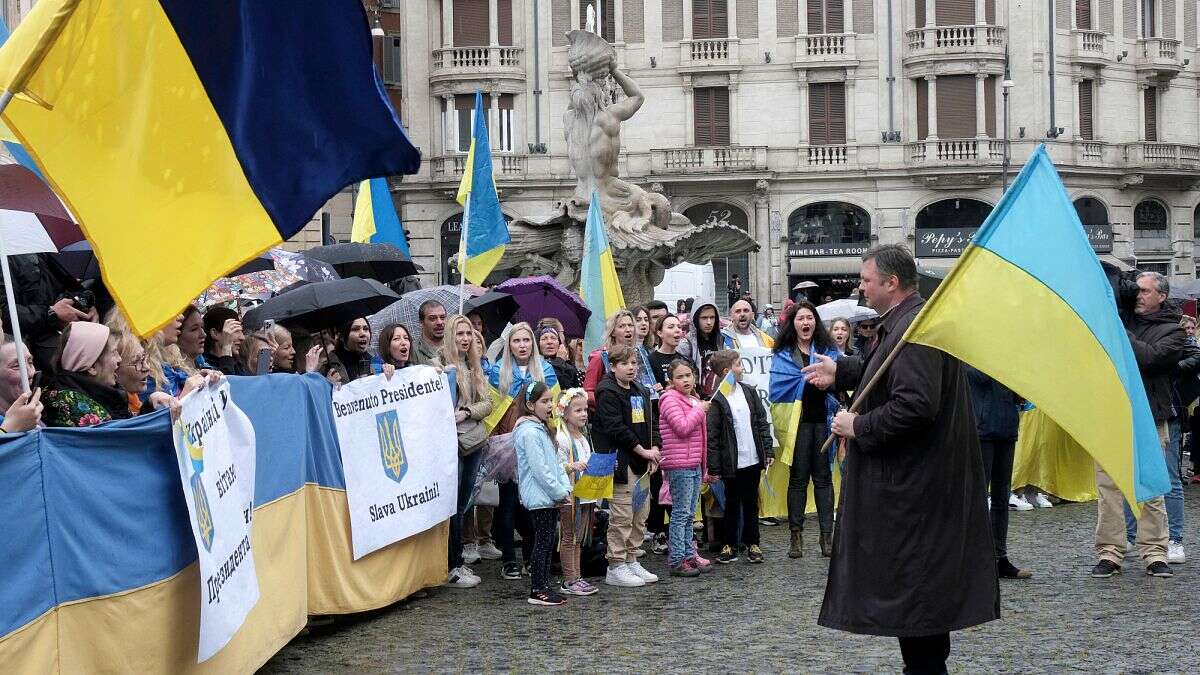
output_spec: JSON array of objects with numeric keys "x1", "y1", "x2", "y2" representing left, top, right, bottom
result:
[{"x1": 803, "y1": 244, "x2": 998, "y2": 674}]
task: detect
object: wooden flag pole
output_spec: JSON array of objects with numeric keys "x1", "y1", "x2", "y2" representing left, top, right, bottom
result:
[{"x1": 819, "y1": 339, "x2": 910, "y2": 455}]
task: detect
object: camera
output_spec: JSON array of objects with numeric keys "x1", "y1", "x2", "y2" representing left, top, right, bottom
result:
[
  {"x1": 1101, "y1": 261, "x2": 1139, "y2": 326},
  {"x1": 60, "y1": 289, "x2": 96, "y2": 313}
]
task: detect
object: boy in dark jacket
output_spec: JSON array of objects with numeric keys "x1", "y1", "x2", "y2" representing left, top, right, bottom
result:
[
  {"x1": 706, "y1": 349, "x2": 773, "y2": 563},
  {"x1": 593, "y1": 344, "x2": 662, "y2": 587}
]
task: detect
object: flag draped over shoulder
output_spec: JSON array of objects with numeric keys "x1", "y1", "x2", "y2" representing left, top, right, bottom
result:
[
  {"x1": 351, "y1": 177, "x2": 410, "y2": 256},
  {"x1": 455, "y1": 91, "x2": 509, "y2": 285},
  {"x1": 0, "y1": 0, "x2": 420, "y2": 334},
  {"x1": 903, "y1": 144, "x2": 1169, "y2": 508},
  {"x1": 580, "y1": 192, "x2": 626, "y2": 353}
]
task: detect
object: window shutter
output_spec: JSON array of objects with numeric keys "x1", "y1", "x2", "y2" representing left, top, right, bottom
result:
[
  {"x1": 828, "y1": 0, "x2": 845, "y2": 32},
  {"x1": 828, "y1": 82, "x2": 846, "y2": 144},
  {"x1": 663, "y1": 0, "x2": 685, "y2": 40},
  {"x1": 605, "y1": 0, "x2": 616, "y2": 40},
  {"x1": 855, "y1": 0, "x2": 875, "y2": 33},
  {"x1": 809, "y1": 82, "x2": 829, "y2": 144},
  {"x1": 382, "y1": 36, "x2": 403, "y2": 85},
  {"x1": 499, "y1": 93, "x2": 514, "y2": 110},
  {"x1": 1164, "y1": 0, "x2": 1176, "y2": 37},
  {"x1": 1055, "y1": 0, "x2": 1069, "y2": 29},
  {"x1": 936, "y1": 75, "x2": 977, "y2": 138},
  {"x1": 1123, "y1": 0, "x2": 1136, "y2": 38},
  {"x1": 916, "y1": 78, "x2": 929, "y2": 140},
  {"x1": 1101, "y1": 0, "x2": 1114, "y2": 33},
  {"x1": 1076, "y1": 0, "x2": 1092, "y2": 28},
  {"x1": 453, "y1": 0, "x2": 489, "y2": 46},
  {"x1": 808, "y1": 0, "x2": 825, "y2": 32},
  {"x1": 713, "y1": 87, "x2": 731, "y2": 145},
  {"x1": 498, "y1": 0, "x2": 512, "y2": 44},
  {"x1": 915, "y1": 0, "x2": 926, "y2": 27},
  {"x1": 986, "y1": 0, "x2": 996, "y2": 22},
  {"x1": 936, "y1": 0, "x2": 974, "y2": 25},
  {"x1": 456, "y1": 94, "x2": 477, "y2": 111},
  {"x1": 624, "y1": 0, "x2": 646, "y2": 42},
  {"x1": 984, "y1": 76, "x2": 996, "y2": 137},
  {"x1": 1145, "y1": 86, "x2": 1158, "y2": 141},
  {"x1": 553, "y1": 0, "x2": 570, "y2": 45},
  {"x1": 1078, "y1": 80, "x2": 1093, "y2": 140},
  {"x1": 778, "y1": 0, "x2": 800, "y2": 36},
  {"x1": 695, "y1": 0, "x2": 730, "y2": 38},
  {"x1": 695, "y1": 88, "x2": 713, "y2": 145},
  {"x1": 1187, "y1": 0, "x2": 1197, "y2": 45},
  {"x1": 739, "y1": 0, "x2": 759, "y2": 37}
]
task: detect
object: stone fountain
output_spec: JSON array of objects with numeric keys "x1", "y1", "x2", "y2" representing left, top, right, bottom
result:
[{"x1": 492, "y1": 29, "x2": 758, "y2": 307}]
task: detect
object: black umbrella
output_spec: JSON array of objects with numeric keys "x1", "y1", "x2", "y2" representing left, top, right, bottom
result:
[
  {"x1": 303, "y1": 242, "x2": 418, "y2": 283},
  {"x1": 242, "y1": 277, "x2": 400, "y2": 332},
  {"x1": 463, "y1": 290, "x2": 518, "y2": 340}
]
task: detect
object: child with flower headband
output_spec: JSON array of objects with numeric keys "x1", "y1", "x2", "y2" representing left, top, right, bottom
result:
[
  {"x1": 553, "y1": 387, "x2": 599, "y2": 596},
  {"x1": 512, "y1": 380, "x2": 572, "y2": 606}
]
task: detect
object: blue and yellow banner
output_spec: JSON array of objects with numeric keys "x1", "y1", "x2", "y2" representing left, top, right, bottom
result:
[
  {"x1": 0, "y1": 0, "x2": 420, "y2": 335},
  {"x1": 904, "y1": 145, "x2": 1169, "y2": 509}
]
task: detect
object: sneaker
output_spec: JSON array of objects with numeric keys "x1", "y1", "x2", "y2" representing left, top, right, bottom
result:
[
  {"x1": 501, "y1": 562, "x2": 522, "y2": 580},
  {"x1": 642, "y1": 531, "x2": 655, "y2": 545},
  {"x1": 691, "y1": 545, "x2": 714, "y2": 572},
  {"x1": 478, "y1": 542, "x2": 503, "y2": 560},
  {"x1": 716, "y1": 545, "x2": 738, "y2": 564},
  {"x1": 627, "y1": 560, "x2": 659, "y2": 583},
  {"x1": 633, "y1": 547, "x2": 647, "y2": 558},
  {"x1": 528, "y1": 589, "x2": 566, "y2": 606},
  {"x1": 747, "y1": 544, "x2": 765, "y2": 564},
  {"x1": 605, "y1": 564, "x2": 646, "y2": 587},
  {"x1": 462, "y1": 543, "x2": 481, "y2": 564},
  {"x1": 759, "y1": 516, "x2": 782, "y2": 526},
  {"x1": 652, "y1": 532, "x2": 669, "y2": 555},
  {"x1": 1008, "y1": 493, "x2": 1034, "y2": 511},
  {"x1": 1090, "y1": 560, "x2": 1121, "y2": 578},
  {"x1": 1033, "y1": 493, "x2": 1053, "y2": 508},
  {"x1": 459, "y1": 565, "x2": 481, "y2": 583},
  {"x1": 447, "y1": 567, "x2": 481, "y2": 588},
  {"x1": 1146, "y1": 561, "x2": 1173, "y2": 577},
  {"x1": 670, "y1": 559, "x2": 702, "y2": 577},
  {"x1": 560, "y1": 579, "x2": 599, "y2": 596},
  {"x1": 1167, "y1": 540, "x2": 1186, "y2": 564}
]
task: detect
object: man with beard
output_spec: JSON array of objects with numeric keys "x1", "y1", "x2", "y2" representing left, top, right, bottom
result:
[
  {"x1": 724, "y1": 299, "x2": 774, "y2": 350},
  {"x1": 413, "y1": 300, "x2": 447, "y2": 366},
  {"x1": 802, "y1": 244, "x2": 998, "y2": 674}
]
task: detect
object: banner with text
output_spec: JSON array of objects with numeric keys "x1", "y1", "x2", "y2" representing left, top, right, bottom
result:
[
  {"x1": 736, "y1": 346, "x2": 776, "y2": 445},
  {"x1": 171, "y1": 379, "x2": 259, "y2": 662},
  {"x1": 332, "y1": 367, "x2": 458, "y2": 560}
]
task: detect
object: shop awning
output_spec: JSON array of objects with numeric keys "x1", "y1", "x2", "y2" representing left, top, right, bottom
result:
[{"x1": 788, "y1": 257, "x2": 863, "y2": 276}]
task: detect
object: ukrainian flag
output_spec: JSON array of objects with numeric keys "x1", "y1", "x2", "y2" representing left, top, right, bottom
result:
[
  {"x1": 573, "y1": 452, "x2": 616, "y2": 501},
  {"x1": 456, "y1": 91, "x2": 509, "y2": 285},
  {"x1": 351, "y1": 177, "x2": 410, "y2": 256},
  {"x1": 0, "y1": 0, "x2": 420, "y2": 335},
  {"x1": 0, "y1": 16, "x2": 42, "y2": 180},
  {"x1": 904, "y1": 145, "x2": 1170, "y2": 510},
  {"x1": 581, "y1": 191, "x2": 627, "y2": 353}
]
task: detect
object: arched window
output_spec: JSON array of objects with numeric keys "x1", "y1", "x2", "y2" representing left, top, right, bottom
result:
[
  {"x1": 684, "y1": 202, "x2": 749, "y2": 314},
  {"x1": 1074, "y1": 197, "x2": 1112, "y2": 253},
  {"x1": 1134, "y1": 199, "x2": 1169, "y2": 251},
  {"x1": 787, "y1": 202, "x2": 871, "y2": 251},
  {"x1": 913, "y1": 198, "x2": 992, "y2": 257},
  {"x1": 1193, "y1": 203, "x2": 1200, "y2": 240}
]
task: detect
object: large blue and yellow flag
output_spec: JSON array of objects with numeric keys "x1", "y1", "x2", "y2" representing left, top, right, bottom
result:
[
  {"x1": 904, "y1": 145, "x2": 1169, "y2": 509},
  {"x1": 0, "y1": 0, "x2": 420, "y2": 335},
  {"x1": 456, "y1": 91, "x2": 509, "y2": 285},
  {"x1": 351, "y1": 177, "x2": 410, "y2": 256},
  {"x1": 580, "y1": 191, "x2": 627, "y2": 353}
]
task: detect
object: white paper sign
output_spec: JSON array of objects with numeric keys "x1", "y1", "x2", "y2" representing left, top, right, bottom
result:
[
  {"x1": 736, "y1": 346, "x2": 777, "y2": 446},
  {"x1": 332, "y1": 367, "x2": 459, "y2": 560},
  {"x1": 172, "y1": 379, "x2": 259, "y2": 662}
]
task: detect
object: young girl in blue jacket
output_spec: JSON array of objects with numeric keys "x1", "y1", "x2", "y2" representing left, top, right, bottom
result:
[{"x1": 513, "y1": 380, "x2": 572, "y2": 606}]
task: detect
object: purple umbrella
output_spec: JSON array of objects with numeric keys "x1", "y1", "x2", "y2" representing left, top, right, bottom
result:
[{"x1": 495, "y1": 275, "x2": 592, "y2": 338}]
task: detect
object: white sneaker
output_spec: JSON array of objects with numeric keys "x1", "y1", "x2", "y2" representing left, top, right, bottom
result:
[
  {"x1": 459, "y1": 565, "x2": 481, "y2": 583},
  {"x1": 1033, "y1": 493, "x2": 1053, "y2": 509},
  {"x1": 605, "y1": 563, "x2": 646, "y2": 587},
  {"x1": 477, "y1": 542, "x2": 502, "y2": 560},
  {"x1": 446, "y1": 566, "x2": 480, "y2": 588},
  {"x1": 462, "y1": 543, "x2": 480, "y2": 564},
  {"x1": 1168, "y1": 540, "x2": 1186, "y2": 564},
  {"x1": 627, "y1": 560, "x2": 659, "y2": 583},
  {"x1": 1008, "y1": 493, "x2": 1034, "y2": 511}
]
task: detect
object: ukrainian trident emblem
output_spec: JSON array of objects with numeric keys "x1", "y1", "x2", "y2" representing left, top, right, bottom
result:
[
  {"x1": 176, "y1": 420, "x2": 215, "y2": 551},
  {"x1": 376, "y1": 410, "x2": 408, "y2": 484}
]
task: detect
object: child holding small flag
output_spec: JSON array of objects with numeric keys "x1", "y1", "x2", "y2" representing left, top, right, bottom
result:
[
  {"x1": 593, "y1": 345, "x2": 661, "y2": 587},
  {"x1": 659, "y1": 359, "x2": 711, "y2": 577},
  {"x1": 706, "y1": 350, "x2": 774, "y2": 564},
  {"x1": 554, "y1": 388, "x2": 600, "y2": 597},
  {"x1": 512, "y1": 381, "x2": 572, "y2": 606}
]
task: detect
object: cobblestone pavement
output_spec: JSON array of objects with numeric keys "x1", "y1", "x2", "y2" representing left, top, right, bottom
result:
[{"x1": 263, "y1": 489, "x2": 1200, "y2": 674}]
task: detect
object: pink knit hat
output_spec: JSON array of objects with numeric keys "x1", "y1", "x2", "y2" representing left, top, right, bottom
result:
[{"x1": 60, "y1": 321, "x2": 111, "y2": 372}]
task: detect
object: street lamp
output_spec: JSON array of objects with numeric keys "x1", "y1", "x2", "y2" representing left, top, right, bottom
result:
[{"x1": 1001, "y1": 53, "x2": 1013, "y2": 193}]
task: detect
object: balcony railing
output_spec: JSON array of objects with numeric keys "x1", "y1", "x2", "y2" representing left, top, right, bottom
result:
[
  {"x1": 794, "y1": 33, "x2": 856, "y2": 64},
  {"x1": 430, "y1": 46, "x2": 524, "y2": 78},
  {"x1": 651, "y1": 146, "x2": 767, "y2": 173},
  {"x1": 679, "y1": 38, "x2": 740, "y2": 69},
  {"x1": 1075, "y1": 141, "x2": 1106, "y2": 163},
  {"x1": 1124, "y1": 142, "x2": 1200, "y2": 168},
  {"x1": 431, "y1": 154, "x2": 527, "y2": 179},
  {"x1": 1133, "y1": 37, "x2": 1182, "y2": 73},
  {"x1": 905, "y1": 138, "x2": 1006, "y2": 164},
  {"x1": 805, "y1": 145, "x2": 848, "y2": 166},
  {"x1": 904, "y1": 25, "x2": 1006, "y2": 59}
]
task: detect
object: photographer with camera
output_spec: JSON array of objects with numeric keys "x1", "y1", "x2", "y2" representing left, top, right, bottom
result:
[
  {"x1": 1092, "y1": 272, "x2": 1185, "y2": 579},
  {"x1": 0, "y1": 253, "x2": 97, "y2": 374}
]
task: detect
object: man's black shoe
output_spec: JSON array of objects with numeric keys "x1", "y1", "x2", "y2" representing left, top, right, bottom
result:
[
  {"x1": 1146, "y1": 561, "x2": 1173, "y2": 577},
  {"x1": 1090, "y1": 560, "x2": 1121, "y2": 578},
  {"x1": 998, "y1": 557, "x2": 1032, "y2": 579}
]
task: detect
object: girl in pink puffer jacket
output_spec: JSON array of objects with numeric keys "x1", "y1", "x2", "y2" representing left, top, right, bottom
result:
[{"x1": 658, "y1": 358, "x2": 711, "y2": 575}]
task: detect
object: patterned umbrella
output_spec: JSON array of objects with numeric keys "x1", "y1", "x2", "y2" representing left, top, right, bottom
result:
[
  {"x1": 368, "y1": 285, "x2": 470, "y2": 342},
  {"x1": 495, "y1": 275, "x2": 592, "y2": 338},
  {"x1": 196, "y1": 269, "x2": 303, "y2": 307}
]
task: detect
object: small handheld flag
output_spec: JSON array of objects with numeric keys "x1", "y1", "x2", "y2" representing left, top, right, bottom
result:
[
  {"x1": 351, "y1": 177, "x2": 410, "y2": 256},
  {"x1": 631, "y1": 470, "x2": 652, "y2": 513},
  {"x1": 456, "y1": 91, "x2": 509, "y2": 285},
  {"x1": 717, "y1": 370, "x2": 737, "y2": 398},
  {"x1": 573, "y1": 452, "x2": 616, "y2": 501},
  {"x1": 580, "y1": 191, "x2": 626, "y2": 354}
]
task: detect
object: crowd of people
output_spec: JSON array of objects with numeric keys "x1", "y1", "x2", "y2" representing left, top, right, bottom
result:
[{"x1": 2, "y1": 246, "x2": 1199, "y2": 672}]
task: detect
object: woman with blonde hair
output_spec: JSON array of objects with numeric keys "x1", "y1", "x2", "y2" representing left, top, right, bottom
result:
[
  {"x1": 827, "y1": 317, "x2": 856, "y2": 356},
  {"x1": 581, "y1": 308, "x2": 658, "y2": 408},
  {"x1": 142, "y1": 312, "x2": 194, "y2": 397},
  {"x1": 486, "y1": 322, "x2": 558, "y2": 397}
]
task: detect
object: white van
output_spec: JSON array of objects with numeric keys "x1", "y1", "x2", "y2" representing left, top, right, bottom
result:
[{"x1": 654, "y1": 262, "x2": 716, "y2": 310}]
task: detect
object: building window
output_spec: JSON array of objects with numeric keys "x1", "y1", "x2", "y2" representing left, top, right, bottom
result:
[
  {"x1": 1079, "y1": 79, "x2": 1094, "y2": 140},
  {"x1": 693, "y1": 86, "x2": 731, "y2": 145},
  {"x1": 809, "y1": 82, "x2": 847, "y2": 145},
  {"x1": 935, "y1": 0, "x2": 977, "y2": 25},
  {"x1": 454, "y1": 94, "x2": 515, "y2": 153},
  {"x1": 936, "y1": 74, "x2": 977, "y2": 139},
  {"x1": 694, "y1": 0, "x2": 730, "y2": 37},
  {"x1": 497, "y1": 94, "x2": 515, "y2": 153},
  {"x1": 455, "y1": 94, "x2": 475, "y2": 153},
  {"x1": 1141, "y1": 0, "x2": 1157, "y2": 37},
  {"x1": 788, "y1": 202, "x2": 871, "y2": 247},
  {"x1": 684, "y1": 202, "x2": 748, "y2": 313},
  {"x1": 1074, "y1": 197, "x2": 1113, "y2": 252},
  {"x1": 1144, "y1": 86, "x2": 1158, "y2": 141},
  {"x1": 453, "y1": 0, "x2": 489, "y2": 46},
  {"x1": 1075, "y1": 0, "x2": 1092, "y2": 29},
  {"x1": 381, "y1": 35, "x2": 402, "y2": 86},
  {"x1": 1134, "y1": 199, "x2": 1169, "y2": 250},
  {"x1": 579, "y1": 0, "x2": 616, "y2": 41},
  {"x1": 808, "y1": 0, "x2": 844, "y2": 33}
]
